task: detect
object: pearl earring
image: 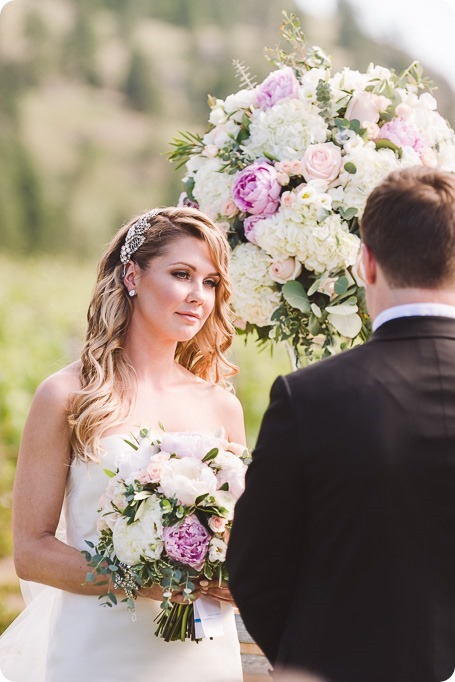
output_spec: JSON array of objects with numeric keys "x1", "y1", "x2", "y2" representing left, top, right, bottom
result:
[{"x1": 128, "y1": 289, "x2": 136, "y2": 297}]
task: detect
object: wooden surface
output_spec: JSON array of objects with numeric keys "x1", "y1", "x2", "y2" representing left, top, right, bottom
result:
[{"x1": 236, "y1": 613, "x2": 272, "y2": 681}]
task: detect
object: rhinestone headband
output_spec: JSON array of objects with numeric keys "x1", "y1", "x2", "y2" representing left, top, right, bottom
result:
[{"x1": 120, "y1": 209, "x2": 162, "y2": 268}]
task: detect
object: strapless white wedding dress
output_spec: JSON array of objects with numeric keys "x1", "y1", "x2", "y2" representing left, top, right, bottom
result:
[{"x1": 0, "y1": 434, "x2": 243, "y2": 682}]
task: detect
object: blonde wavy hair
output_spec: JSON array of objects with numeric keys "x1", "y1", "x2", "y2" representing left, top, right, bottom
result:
[{"x1": 68, "y1": 207, "x2": 238, "y2": 462}]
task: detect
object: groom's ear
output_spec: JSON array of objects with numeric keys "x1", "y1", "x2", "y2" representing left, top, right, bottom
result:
[{"x1": 361, "y1": 243, "x2": 377, "y2": 286}]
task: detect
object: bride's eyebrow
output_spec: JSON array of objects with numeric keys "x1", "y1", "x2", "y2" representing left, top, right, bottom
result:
[{"x1": 168, "y1": 262, "x2": 220, "y2": 277}]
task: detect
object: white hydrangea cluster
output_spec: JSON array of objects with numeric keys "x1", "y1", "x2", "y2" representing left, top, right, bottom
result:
[
  {"x1": 300, "y1": 215, "x2": 360, "y2": 274},
  {"x1": 338, "y1": 143, "x2": 401, "y2": 214},
  {"x1": 243, "y1": 98, "x2": 328, "y2": 161},
  {"x1": 254, "y1": 200, "x2": 359, "y2": 276},
  {"x1": 229, "y1": 243, "x2": 281, "y2": 327},
  {"x1": 191, "y1": 158, "x2": 236, "y2": 220}
]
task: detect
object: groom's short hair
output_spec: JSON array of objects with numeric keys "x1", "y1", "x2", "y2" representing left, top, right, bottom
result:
[{"x1": 360, "y1": 165, "x2": 455, "y2": 288}]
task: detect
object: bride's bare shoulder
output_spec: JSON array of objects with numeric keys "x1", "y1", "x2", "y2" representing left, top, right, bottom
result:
[
  {"x1": 34, "y1": 361, "x2": 82, "y2": 408},
  {"x1": 207, "y1": 383, "x2": 245, "y2": 444}
]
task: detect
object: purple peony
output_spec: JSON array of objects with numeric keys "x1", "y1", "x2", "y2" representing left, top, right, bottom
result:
[
  {"x1": 255, "y1": 66, "x2": 300, "y2": 110},
  {"x1": 163, "y1": 514, "x2": 210, "y2": 570},
  {"x1": 232, "y1": 162, "x2": 281, "y2": 215},
  {"x1": 378, "y1": 118, "x2": 427, "y2": 156}
]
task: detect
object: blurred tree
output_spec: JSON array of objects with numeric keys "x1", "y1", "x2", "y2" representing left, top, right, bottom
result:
[
  {"x1": 0, "y1": 135, "x2": 49, "y2": 253},
  {"x1": 123, "y1": 49, "x2": 161, "y2": 114},
  {"x1": 23, "y1": 8, "x2": 50, "y2": 85},
  {"x1": 62, "y1": 0, "x2": 99, "y2": 85}
]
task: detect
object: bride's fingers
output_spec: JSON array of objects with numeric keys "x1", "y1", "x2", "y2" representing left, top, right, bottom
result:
[{"x1": 171, "y1": 589, "x2": 202, "y2": 604}]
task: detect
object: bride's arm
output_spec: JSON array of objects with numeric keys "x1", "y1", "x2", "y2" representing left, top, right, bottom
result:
[
  {"x1": 13, "y1": 370, "x2": 196, "y2": 603},
  {"x1": 12, "y1": 368, "x2": 111, "y2": 595}
]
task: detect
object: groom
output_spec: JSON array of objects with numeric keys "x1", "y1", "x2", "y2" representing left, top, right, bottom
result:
[{"x1": 227, "y1": 166, "x2": 455, "y2": 682}]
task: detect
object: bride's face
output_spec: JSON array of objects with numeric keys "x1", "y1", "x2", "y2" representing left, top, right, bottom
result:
[{"x1": 127, "y1": 235, "x2": 220, "y2": 343}]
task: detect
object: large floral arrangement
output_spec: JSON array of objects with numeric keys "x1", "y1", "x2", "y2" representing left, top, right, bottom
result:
[
  {"x1": 170, "y1": 12, "x2": 455, "y2": 362},
  {"x1": 84, "y1": 428, "x2": 249, "y2": 642}
]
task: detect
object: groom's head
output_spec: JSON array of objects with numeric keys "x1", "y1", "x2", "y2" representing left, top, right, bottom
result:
[
  {"x1": 359, "y1": 166, "x2": 455, "y2": 316},
  {"x1": 361, "y1": 165, "x2": 455, "y2": 289}
]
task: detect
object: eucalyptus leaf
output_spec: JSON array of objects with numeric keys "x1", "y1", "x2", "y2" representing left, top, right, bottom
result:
[
  {"x1": 282, "y1": 280, "x2": 311, "y2": 313},
  {"x1": 326, "y1": 303, "x2": 358, "y2": 315},
  {"x1": 310, "y1": 303, "x2": 322, "y2": 318},
  {"x1": 328, "y1": 312, "x2": 362, "y2": 338},
  {"x1": 344, "y1": 162, "x2": 357, "y2": 175},
  {"x1": 307, "y1": 278, "x2": 322, "y2": 296},
  {"x1": 339, "y1": 207, "x2": 358, "y2": 221},
  {"x1": 308, "y1": 314, "x2": 320, "y2": 336},
  {"x1": 334, "y1": 276, "x2": 349, "y2": 295}
]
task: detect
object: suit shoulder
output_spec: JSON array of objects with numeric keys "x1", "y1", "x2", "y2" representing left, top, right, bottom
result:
[{"x1": 283, "y1": 341, "x2": 375, "y2": 392}]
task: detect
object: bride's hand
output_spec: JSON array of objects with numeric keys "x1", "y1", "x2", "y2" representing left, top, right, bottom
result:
[
  {"x1": 198, "y1": 579, "x2": 235, "y2": 605},
  {"x1": 137, "y1": 584, "x2": 202, "y2": 603}
]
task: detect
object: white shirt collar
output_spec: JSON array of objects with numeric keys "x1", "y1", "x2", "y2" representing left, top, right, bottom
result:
[{"x1": 372, "y1": 303, "x2": 455, "y2": 332}]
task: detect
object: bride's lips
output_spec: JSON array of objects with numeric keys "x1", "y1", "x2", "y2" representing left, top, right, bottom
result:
[{"x1": 176, "y1": 311, "x2": 202, "y2": 322}]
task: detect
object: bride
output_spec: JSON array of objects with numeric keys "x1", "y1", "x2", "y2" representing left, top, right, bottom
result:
[{"x1": 1, "y1": 207, "x2": 245, "y2": 682}]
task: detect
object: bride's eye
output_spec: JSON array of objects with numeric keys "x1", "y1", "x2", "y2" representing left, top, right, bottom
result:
[
  {"x1": 204, "y1": 278, "x2": 219, "y2": 288},
  {"x1": 172, "y1": 270, "x2": 190, "y2": 280}
]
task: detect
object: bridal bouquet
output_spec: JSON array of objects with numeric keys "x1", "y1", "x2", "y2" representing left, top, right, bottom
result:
[
  {"x1": 170, "y1": 12, "x2": 455, "y2": 362},
  {"x1": 83, "y1": 429, "x2": 249, "y2": 642}
]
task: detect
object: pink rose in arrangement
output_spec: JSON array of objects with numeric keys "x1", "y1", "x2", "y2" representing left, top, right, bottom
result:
[
  {"x1": 145, "y1": 453, "x2": 171, "y2": 484},
  {"x1": 378, "y1": 118, "x2": 427, "y2": 156},
  {"x1": 255, "y1": 66, "x2": 300, "y2": 109},
  {"x1": 276, "y1": 159, "x2": 305, "y2": 176},
  {"x1": 223, "y1": 200, "x2": 239, "y2": 218},
  {"x1": 163, "y1": 514, "x2": 210, "y2": 570},
  {"x1": 208, "y1": 516, "x2": 228, "y2": 534},
  {"x1": 363, "y1": 121, "x2": 380, "y2": 140},
  {"x1": 302, "y1": 142, "x2": 342, "y2": 184},
  {"x1": 232, "y1": 162, "x2": 281, "y2": 215},
  {"x1": 225, "y1": 441, "x2": 247, "y2": 457},
  {"x1": 421, "y1": 148, "x2": 438, "y2": 167},
  {"x1": 269, "y1": 257, "x2": 303, "y2": 284},
  {"x1": 345, "y1": 91, "x2": 390, "y2": 124}
]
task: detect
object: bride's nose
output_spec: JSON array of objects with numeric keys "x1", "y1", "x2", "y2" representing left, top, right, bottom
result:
[{"x1": 186, "y1": 281, "x2": 205, "y2": 305}]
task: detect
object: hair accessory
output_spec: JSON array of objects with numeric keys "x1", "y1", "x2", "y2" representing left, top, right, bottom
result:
[
  {"x1": 120, "y1": 208, "x2": 162, "y2": 269},
  {"x1": 128, "y1": 289, "x2": 136, "y2": 297}
]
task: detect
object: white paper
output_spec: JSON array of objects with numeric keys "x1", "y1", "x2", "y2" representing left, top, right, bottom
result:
[{"x1": 193, "y1": 596, "x2": 223, "y2": 638}]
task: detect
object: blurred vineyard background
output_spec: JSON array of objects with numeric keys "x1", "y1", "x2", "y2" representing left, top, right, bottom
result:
[{"x1": 0, "y1": 0, "x2": 454, "y2": 633}]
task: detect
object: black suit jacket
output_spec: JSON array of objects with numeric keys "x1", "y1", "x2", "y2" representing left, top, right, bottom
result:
[{"x1": 227, "y1": 316, "x2": 455, "y2": 682}]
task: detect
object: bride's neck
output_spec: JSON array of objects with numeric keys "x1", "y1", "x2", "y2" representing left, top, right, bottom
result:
[{"x1": 123, "y1": 331, "x2": 179, "y2": 386}]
